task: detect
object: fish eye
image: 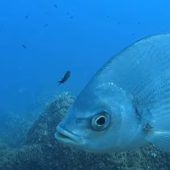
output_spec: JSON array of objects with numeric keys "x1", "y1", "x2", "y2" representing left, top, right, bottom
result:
[
  {"x1": 91, "y1": 110, "x2": 110, "y2": 131},
  {"x1": 95, "y1": 116, "x2": 106, "y2": 126}
]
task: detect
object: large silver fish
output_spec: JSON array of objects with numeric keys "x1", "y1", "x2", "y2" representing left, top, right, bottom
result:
[{"x1": 55, "y1": 33, "x2": 170, "y2": 153}]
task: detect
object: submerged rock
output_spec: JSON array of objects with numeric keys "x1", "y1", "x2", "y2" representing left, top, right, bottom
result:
[{"x1": 0, "y1": 92, "x2": 170, "y2": 170}]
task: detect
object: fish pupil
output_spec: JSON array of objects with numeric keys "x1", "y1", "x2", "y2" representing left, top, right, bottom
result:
[{"x1": 96, "y1": 116, "x2": 105, "y2": 126}]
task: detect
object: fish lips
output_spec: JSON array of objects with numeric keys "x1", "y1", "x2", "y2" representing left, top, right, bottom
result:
[{"x1": 55, "y1": 125, "x2": 85, "y2": 146}]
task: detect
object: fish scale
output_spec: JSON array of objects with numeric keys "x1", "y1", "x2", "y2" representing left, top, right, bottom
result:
[{"x1": 87, "y1": 34, "x2": 170, "y2": 115}]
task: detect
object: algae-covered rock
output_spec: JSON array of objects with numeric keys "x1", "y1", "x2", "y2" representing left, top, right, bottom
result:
[
  {"x1": 25, "y1": 92, "x2": 74, "y2": 145},
  {"x1": 0, "y1": 141, "x2": 16, "y2": 170},
  {"x1": 0, "y1": 92, "x2": 170, "y2": 170}
]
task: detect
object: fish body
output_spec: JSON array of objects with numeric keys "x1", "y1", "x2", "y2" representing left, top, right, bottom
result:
[
  {"x1": 54, "y1": 4, "x2": 58, "y2": 8},
  {"x1": 58, "y1": 71, "x2": 70, "y2": 85},
  {"x1": 55, "y1": 33, "x2": 170, "y2": 153},
  {"x1": 22, "y1": 45, "x2": 26, "y2": 49}
]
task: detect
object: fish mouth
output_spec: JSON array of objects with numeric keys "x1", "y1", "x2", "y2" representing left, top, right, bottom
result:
[{"x1": 55, "y1": 125, "x2": 85, "y2": 146}]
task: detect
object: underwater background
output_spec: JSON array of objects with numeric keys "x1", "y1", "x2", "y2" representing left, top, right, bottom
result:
[{"x1": 1, "y1": 0, "x2": 170, "y2": 170}]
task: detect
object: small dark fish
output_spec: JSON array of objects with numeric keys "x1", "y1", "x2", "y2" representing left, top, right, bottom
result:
[
  {"x1": 26, "y1": 15, "x2": 28, "y2": 19},
  {"x1": 117, "y1": 22, "x2": 120, "y2": 25},
  {"x1": 44, "y1": 24, "x2": 48, "y2": 27},
  {"x1": 66, "y1": 12, "x2": 70, "y2": 15},
  {"x1": 106, "y1": 15, "x2": 110, "y2": 18},
  {"x1": 58, "y1": 71, "x2": 70, "y2": 85},
  {"x1": 70, "y1": 16, "x2": 73, "y2": 19},
  {"x1": 138, "y1": 22, "x2": 141, "y2": 25},
  {"x1": 22, "y1": 45, "x2": 27, "y2": 49},
  {"x1": 54, "y1": 4, "x2": 58, "y2": 8}
]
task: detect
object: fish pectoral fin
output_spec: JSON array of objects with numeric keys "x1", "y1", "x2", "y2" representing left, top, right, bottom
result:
[{"x1": 146, "y1": 130, "x2": 170, "y2": 151}]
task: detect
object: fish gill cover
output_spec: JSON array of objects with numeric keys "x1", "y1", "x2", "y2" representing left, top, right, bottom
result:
[{"x1": 0, "y1": 0, "x2": 170, "y2": 170}]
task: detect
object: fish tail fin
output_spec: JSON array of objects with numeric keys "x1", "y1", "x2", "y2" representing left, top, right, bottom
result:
[
  {"x1": 146, "y1": 114, "x2": 170, "y2": 151},
  {"x1": 58, "y1": 81, "x2": 62, "y2": 86}
]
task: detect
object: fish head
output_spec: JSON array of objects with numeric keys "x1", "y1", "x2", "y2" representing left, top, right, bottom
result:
[{"x1": 55, "y1": 82, "x2": 140, "y2": 153}]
